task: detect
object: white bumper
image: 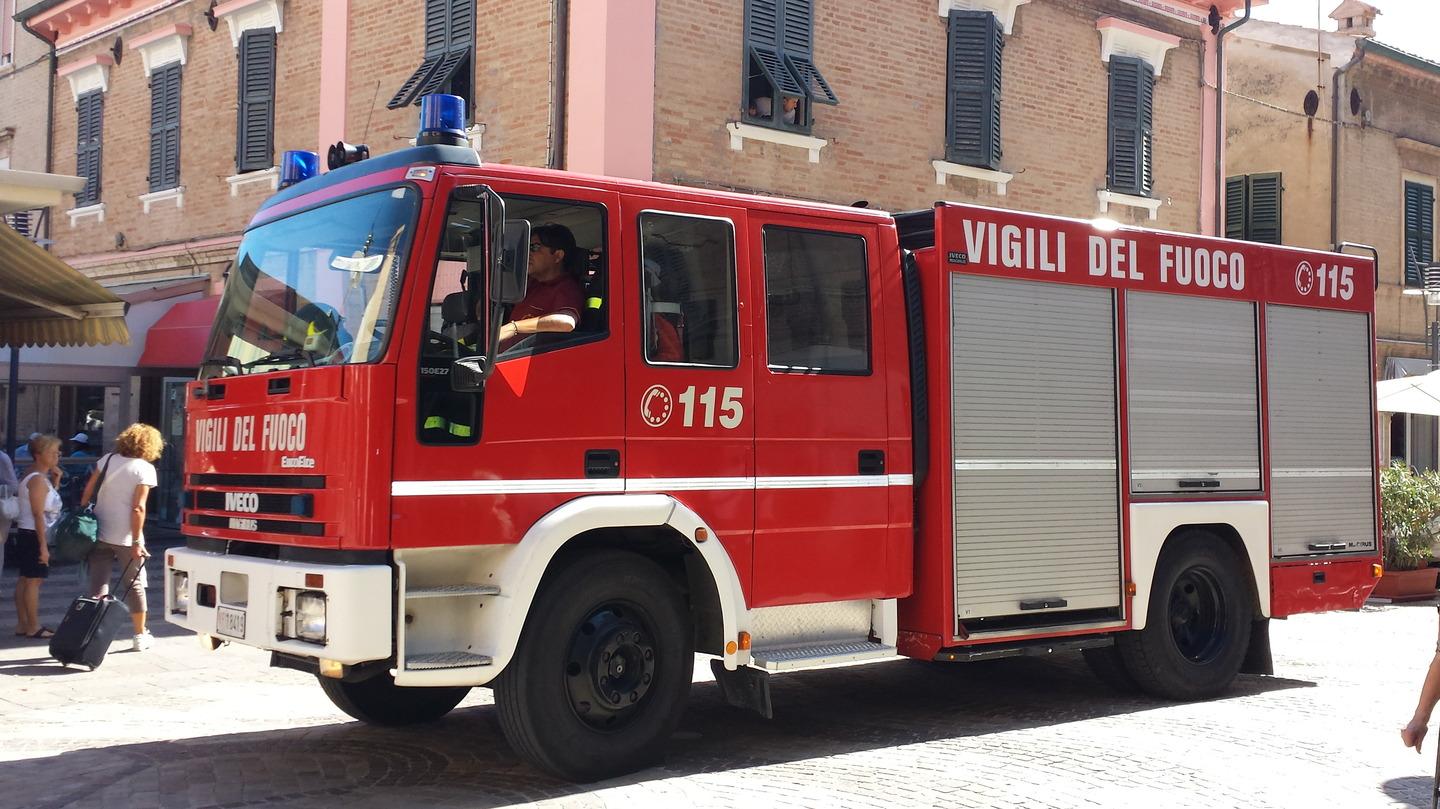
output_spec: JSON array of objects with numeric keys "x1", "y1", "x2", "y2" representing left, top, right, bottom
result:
[{"x1": 164, "y1": 547, "x2": 393, "y2": 665}]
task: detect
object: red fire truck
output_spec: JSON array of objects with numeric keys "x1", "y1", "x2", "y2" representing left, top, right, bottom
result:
[{"x1": 166, "y1": 95, "x2": 1381, "y2": 781}]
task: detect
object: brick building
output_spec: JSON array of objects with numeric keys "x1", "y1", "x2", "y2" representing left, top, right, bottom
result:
[{"x1": 1226, "y1": 2, "x2": 1440, "y2": 468}]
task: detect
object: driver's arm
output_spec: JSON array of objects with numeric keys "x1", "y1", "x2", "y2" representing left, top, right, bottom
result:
[{"x1": 498, "y1": 311, "x2": 577, "y2": 343}]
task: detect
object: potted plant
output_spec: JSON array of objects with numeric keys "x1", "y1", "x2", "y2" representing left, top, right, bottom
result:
[{"x1": 1376, "y1": 461, "x2": 1440, "y2": 600}]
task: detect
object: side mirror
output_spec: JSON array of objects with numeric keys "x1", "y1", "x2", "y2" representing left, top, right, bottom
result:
[
  {"x1": 450, "y1": 355, "x2": 487, "y2": 393},
  {"x1": 494, "y1": 220, "x2": 530, "y2": 304}
]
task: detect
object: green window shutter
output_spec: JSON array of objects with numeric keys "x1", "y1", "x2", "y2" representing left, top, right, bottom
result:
[
  {"x1": 745, "y1": 0, "x2": 805, "y2": 98},
  {"x1": 1245, "y1": 173, "x2": 1281, "y2": 245},
  {"x1": 779, "y1": 0, "x2": 836, "y2": 105},
  {"x1": 1107, "y1": 57, "x2": 1153, "y2": 196},
  {"x1": 237, "y1": 28, "x2": 276, "y2": 173},
  {"x1": 411, "y1": 0, "x2": 474, "y2": 102},
  {"x1": 946, "y1": 10, "x2": 1003, "y2": 170},
  {"x1": 148, "y1": 65, "x2": 182, "y2": 192},
  {"x1": 1224, "y1": 176, "x2": 1246, "y2": 240},
  {"x1": 1406, "y1": 181, "x2": 1436, "y2": 287},
  {"x1": 162, "y1": 64, "x2": 182, "y2": 190},
  {"x1": 387, "y1": 0, "x2": 453, "y2": 109},
  {"x1": 75, "y1": 90, "x2": 103, "y2": 207}
]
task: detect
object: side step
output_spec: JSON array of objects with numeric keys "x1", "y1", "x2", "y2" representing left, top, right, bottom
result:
[
  {"x1": 405, "y1": 584, "x2": 501, "y2": 599},
  {"x1": 750, "y1": 639, "x2": 897, "y2": 672},
  {"x1": 405, "y1": 651, "x2": 493, "y2": 671}
]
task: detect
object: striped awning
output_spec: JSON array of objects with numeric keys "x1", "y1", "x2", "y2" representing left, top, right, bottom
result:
[{"x1": 0, "y1": 223, "x2": 129, "y2": 348}]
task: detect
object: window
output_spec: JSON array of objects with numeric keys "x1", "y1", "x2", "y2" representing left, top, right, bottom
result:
[
  {"x1": 742, "y1": 0, "x2": 838, "y2": 133},
  {"x1": 75, "y1": 90, "x2": 103, "y2": 207},
  {"x1": 1, "y1": 0, "x2": 14, "y2": 67},
  {"x1": 639, "y1": 212, "x2": 738, "y2": 367},
  {"x1": 1107, "y1": 56, "x2": 1153, "y2": 197},
  {"x1": 1405, "y1": 181, "x2": 1435, "y2": 287},
  {"x1": 148, "y1": 62, "x2": 181, "y2": 192},
  {"x1": 388, "y1": 0, "x2": 474, "y2": 111},
  {"x1": 1224, "y1": 173, "x2": 1282, "y2": 245},
  {"x1": 946, "y1": 10, "x2": 1003, "y2": 171},
  {"x1": 237, "y1": 28, "x2": 276, "y2": 173},
  {"x1": 762, "y1": 227, "x2": 869, "y2": 374}
]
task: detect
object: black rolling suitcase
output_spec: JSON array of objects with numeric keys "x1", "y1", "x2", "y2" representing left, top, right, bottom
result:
[{"x1": 49, "y1": 559, "x2": 141, "y2": 670}]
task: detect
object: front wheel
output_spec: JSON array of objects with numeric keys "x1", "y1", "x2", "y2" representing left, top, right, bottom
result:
[
  {"x1": 1117, "y1": 535, "x2": 1252, "y2": 700},
  {"x1": 318, "y1": 672, "x2": 470, "y2": 726},
  {"x1": 495, "y1": 550, "x2": 692, "y2": 782}
]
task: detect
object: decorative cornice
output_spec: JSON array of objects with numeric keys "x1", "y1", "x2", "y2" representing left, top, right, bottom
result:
[
  {"x1": 1097, "y1": 16, "x2": 1181, "y2": 76},
  {"x1": 129, "y1": 22, "x2": 191, "y2": 77},
  {"x1": 936, "y1": 0, "x2": 1030, "y2": 35},
  {"x1": 214, "y1": 0, "x2": 284, "y2": 48},
  {"x1": 57, "y1": 53, "x2": 113, "y2": 101}
]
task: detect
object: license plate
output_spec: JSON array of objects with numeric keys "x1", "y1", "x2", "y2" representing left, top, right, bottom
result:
[{"x1": 217, "y1": 605, "x2": 247, "y2": 639}]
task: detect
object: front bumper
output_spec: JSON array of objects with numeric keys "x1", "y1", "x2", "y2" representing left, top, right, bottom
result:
[{"x1": 165, "y1": 547, "x2": 393, "y2": 664}]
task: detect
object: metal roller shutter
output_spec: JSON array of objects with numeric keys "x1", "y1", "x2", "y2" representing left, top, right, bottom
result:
[
  {"x1": 1126, "y1": 292, "x2": 1260, "y2": 492},
  {"x1": 1266, "y1": 306, "x2": 1376, "y2": 557},
  {"x1": 952, "y1": 275, "x2": 1122, "y2": 622}
]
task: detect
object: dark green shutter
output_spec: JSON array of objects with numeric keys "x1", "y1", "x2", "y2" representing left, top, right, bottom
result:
[
  {"x1": 75, "y1": 90, "x2": 103, "y2": 206},
  {"x1": 148, "y1": 65, "x2": 182, "y2": 192},
  {"x1": 237, "y1": 29, "x2": 276, "y2": 172},
  {"x1": 1246, "y1": 173, "x2": 1281, "y2": 245},
  {"x1": 412, "y1": 0, "x2": 474, "y2": 101},
  {"x1": 745, "y1": 0, "x2": 804, "y2": 97},
  {"x1": 946, "y1": 11, "x2": 1002, "y2": 170},
  {"x1": 1108, "y1": 57, "x2": 1153, "y2": 196},
  {"x1": 1406, "y1": 181, "x2": 1435, "y2": 287},
  {"x1": 1224, "y1": 176, "x2": 1246, "y2": 239},
  {"x1": 387, "y1": 0, "x2": 453, "y2": 108},
  {"x1": 779, "y1": 0, "x2": 836, "y2": 104}
]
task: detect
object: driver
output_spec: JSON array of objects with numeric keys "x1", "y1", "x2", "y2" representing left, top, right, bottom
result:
[{"x1": 498, "y1": 223, "x2": 584, "y2": 351}]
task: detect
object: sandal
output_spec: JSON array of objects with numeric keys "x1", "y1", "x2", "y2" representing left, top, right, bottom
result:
[{"x1": 28, "y1": 627, "x2": 54, "y2": 639}]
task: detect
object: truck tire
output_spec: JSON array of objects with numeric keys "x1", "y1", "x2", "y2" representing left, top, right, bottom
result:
[
  {"x1": 1081, "y1": 645, "x2": 1140, "y2": 694},
  {"x1": 494, "y1": 550, "x2": 692, "y2": 782},
  {"x1": 1117, "y1": 536, "x2": 1252, "y2": 701},
  {"x1": 318, "y1": 673, "x2": 470, "y2": 726}
]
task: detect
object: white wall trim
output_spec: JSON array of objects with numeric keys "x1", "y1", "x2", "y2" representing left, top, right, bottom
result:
[
  {"x1": 937, "y1": 0, "x2": 1030, "y2": 34},
  {"x1": 62, "y1": 62, "x2": 110, "y2": 102},
  {"x1": 728, "y1": 122, "x2": 827, "y2": 164},
  {"x1": 216, "y1": 0, "x2": 284, "y2": 47},
  {"x1": 933, "y1": 159, "x2": 1013, "y2": 194},
  {"x1": 66, "y1": 202, "x2": 105, "y2": 227},
  {"x1": 1096, "y1": 16, "x2": 1180, "y2": 76},
  {"x1": 133, "y1": 28, "x2": 190, "y2": 77},
  {"x1": 225, "y1": 166, "x2": 279, "y2": 196},
  {"x1": 138, "y1": 186, "x2": 184, "y2": 214},
  {"x1": 1098, "y1": 189, "x2": 1162, "y2": 220}
]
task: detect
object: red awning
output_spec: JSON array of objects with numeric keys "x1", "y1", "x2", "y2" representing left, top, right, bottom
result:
[{"x1": 138, "y1": 296, "x2": 221, "y2": 368}]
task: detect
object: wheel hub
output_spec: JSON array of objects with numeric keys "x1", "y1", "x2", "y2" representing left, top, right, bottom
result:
[
  {"x1": 565, "y1": 603, "x2": 657, "y2": 730},
  {"x1": 1168, "y1": 567, "x2": 1227, "y2": 664}
]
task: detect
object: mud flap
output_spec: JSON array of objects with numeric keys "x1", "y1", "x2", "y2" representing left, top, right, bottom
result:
[
  {"x1": 710, "y1": 659, "x2": 773, "y2": 719},
  {"x1": 1241, "y1": 618, "x2": 1273, "y2": 675}
]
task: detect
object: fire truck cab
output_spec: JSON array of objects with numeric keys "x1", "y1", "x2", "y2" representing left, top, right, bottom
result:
[{"x1": 166, "y1": 96, "x2": 1380, "y2": 782}]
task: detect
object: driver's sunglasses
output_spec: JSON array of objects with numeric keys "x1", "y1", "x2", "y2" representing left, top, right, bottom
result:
[{"x1": 529, "y1": 242, "x2": 546, "y2": 252}]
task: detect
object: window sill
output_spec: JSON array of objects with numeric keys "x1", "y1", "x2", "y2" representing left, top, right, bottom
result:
[
  {"x1": 226, "y1": 167, "x2": 278, "y2": 197},
  {"x1": 66, "y1": 203, "x2": 105, "y2": 227},
  {"x1": 139, "y1": 186, "x2": 185, "y2": 214},
  {"x1": 727, "y1": 122, "x2": 827, "y2": 163},
  {"x1": 1097, "y1": 189, "x2": 1160, "y2": 220},
  {"x1": 933, "y1": 160, "x2": 1013, "y2": 195}
]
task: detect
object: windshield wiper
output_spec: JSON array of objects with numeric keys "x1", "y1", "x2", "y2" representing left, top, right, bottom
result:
[
  {"x1": 199, "y1": 356, "x2": 244, "y2": 377},
  {"x1": 243, "y1": 349, "x2": 315, "y2": 370}
]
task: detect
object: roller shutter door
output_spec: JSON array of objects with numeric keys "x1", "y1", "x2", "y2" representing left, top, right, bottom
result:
[
  {"x1": 952, "y1": 275, "x2": 1122, "y2": 622},
  {"x1": 1126, "y1": 293, "x2": 1261, "y2": 492},
  {"x1": 1266, "y1": 306, "x2": 1376, "y2": 557}
]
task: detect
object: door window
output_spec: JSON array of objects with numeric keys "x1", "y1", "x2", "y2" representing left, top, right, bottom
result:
[
  {"x1": 762, "y1": 226, "x2": 870, "y2": 374},
  {"x1": 639, "y1": 212, "x2": 738, "y2": 367}
]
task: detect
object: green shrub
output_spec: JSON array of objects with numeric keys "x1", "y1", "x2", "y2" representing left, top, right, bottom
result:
[{"x1": 1380, "y1": 461, "x2": 1440, "y2": 571}]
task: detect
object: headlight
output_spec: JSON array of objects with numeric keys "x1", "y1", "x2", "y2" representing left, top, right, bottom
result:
[
  {"x1": 295, "y1": 591, "x2": 327, "y2": 643},
  {"x1": 171, "y1": 571, "x2": 190, "y2": 614}
]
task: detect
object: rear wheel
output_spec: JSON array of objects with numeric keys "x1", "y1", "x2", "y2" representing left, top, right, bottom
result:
[
  {"x1": 318, "y1": 672, "x2": 470, "y2": 726},
  {"x1": 495, "y1": 550, "x2": 692, "y2": 782},
  {"x1": 1117, "y1": 536, "x2": 1252, "y2": 700}
]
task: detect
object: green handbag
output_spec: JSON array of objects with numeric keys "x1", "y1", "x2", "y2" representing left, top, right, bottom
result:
[{"x1": 48, "y1": 456, "x2": 111, "y2": 564}]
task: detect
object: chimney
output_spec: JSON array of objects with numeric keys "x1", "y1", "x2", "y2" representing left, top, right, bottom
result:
[{"x1": 1328, "y1": 1, "x2": 1379, "y2": 38}]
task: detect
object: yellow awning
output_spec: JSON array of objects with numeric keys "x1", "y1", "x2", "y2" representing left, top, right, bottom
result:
[{"x1": 0, "y1": 223, "x2": 129, "y2": 348}]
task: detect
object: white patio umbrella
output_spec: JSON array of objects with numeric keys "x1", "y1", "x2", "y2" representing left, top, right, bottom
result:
[{"x1": 1377, "y1": 371, "x2": 1440, "y2": 416}]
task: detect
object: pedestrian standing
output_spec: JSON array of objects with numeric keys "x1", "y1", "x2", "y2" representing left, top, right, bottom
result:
[
  {"x1": 13, "y1": 434, "x2": 61, "y2": 639},
  {"x1": 80, "y1": 423, "x2": 162, "y2": 651},
  {"x1": 0, "y1": 443, "x2": 17, "y2": 595},
  {"x1": 1403, "y1": 607, "x2": 1440, "y2": 754}
]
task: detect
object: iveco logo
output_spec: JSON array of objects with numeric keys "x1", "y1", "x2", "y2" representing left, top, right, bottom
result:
[{"x1": 225, "y1": 492, "x2": 260, "y2": 513}]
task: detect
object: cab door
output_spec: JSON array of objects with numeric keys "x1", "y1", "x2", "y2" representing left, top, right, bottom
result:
[
  {"x1": 747, "y1": 215, "x2": 892, "y2": 607},
  {"x1": 621, "y1": 197, "x2": 756, "y2": 597}
]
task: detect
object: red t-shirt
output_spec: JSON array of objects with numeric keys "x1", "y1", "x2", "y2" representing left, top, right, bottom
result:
[{"x1": 501, "y1": 274, "x2": 584, "y2": 350}]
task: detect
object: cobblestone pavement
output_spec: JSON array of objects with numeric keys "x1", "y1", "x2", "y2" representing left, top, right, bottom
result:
[{"x1": 1, "y1": 551, "x2": 1437, "y2": 809}]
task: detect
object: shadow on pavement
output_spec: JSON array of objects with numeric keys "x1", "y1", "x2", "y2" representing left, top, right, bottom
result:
[
  {"x1": 1382, "y1": 775, "x2": 1433, "y2": 809},
  {"x1": 0, "y1": 653, "x2": 1313, "y2": 808}
]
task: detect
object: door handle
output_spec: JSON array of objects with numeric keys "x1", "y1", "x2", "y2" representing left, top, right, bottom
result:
[
  {"x1": 585, "y1": 449, "x2": 620, "y2": 479},
  {"x1": 858, "y1": 450, "x2": 885, "y2": 476}
]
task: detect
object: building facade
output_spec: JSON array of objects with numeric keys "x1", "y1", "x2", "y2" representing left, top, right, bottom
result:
[{"x1": 1226, "y1": 3, "x2": 1440, "y2": 468}]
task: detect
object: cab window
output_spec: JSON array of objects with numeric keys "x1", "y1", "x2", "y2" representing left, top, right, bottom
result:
[{"x1": 639, "y1": 212, "x2": 738, "y2": 368}]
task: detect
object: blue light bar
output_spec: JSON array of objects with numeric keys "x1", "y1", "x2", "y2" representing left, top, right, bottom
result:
[
  {"x1": 279, "y1": 150, "x2": 319, "y2": 188},
  {"x1": 418, "y1": 94, "x2": 467, "y2": 146}
]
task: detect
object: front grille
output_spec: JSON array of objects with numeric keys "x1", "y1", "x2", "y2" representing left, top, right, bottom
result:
[
  {"x1": 189, "y1": 490, "x2": 314, "y2": 517},
  {"x1": 188, "y1": 514, "x2": 326, "y2": 537},
  {"x1": 189, "y1": 473, "x2": 325, "y2": 489}
]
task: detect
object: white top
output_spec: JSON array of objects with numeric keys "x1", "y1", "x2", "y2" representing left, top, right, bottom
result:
[
  {"x1": 17, "y1": 472, "x2": 61, "y2": 531},
  {"x1": 94, "y1": 453, "x2": 158, "y2": 546}
]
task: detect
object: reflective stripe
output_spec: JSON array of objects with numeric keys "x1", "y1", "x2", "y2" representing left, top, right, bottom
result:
[
  {"x1": 423, "y1": 416, "x2": 446, "y2": 430},
  {"x1": 586, "y1": 297, "x2": 603, "y2": 309},
  {"x1": 392, "y1": 474, "x2": 915, "y2": 497},
  {"x1": 449, "y1": 423, "x2": 473, "y2": 437}
]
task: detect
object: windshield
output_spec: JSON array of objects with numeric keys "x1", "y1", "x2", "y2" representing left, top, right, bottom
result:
[{"x1": 204, "y1": 186, "x2": 421, "y2": 376}]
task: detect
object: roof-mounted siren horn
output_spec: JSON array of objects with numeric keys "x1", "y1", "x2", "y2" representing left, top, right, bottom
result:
[
  {"x1": 417, "y1": 94, "x2": 469, "y2": 147},
  {"x1": 279, "y1": 150, "x2": 319, "y2": 189},
  {"x1": 328, "y1": 141, "x2": 370, "y2": 170}
]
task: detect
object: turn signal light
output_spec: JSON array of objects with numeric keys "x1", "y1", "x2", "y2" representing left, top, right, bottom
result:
[
  {"x1": 738, "y1": 631, "x2": 752, "y2": 651},
  {"x1": 1373, "y1": 564, "x2": 1384, "y2": 579},
  {"x1": 725, "y1": 641, "x2": 737, "y2": 655},
  {"x1": 319, "y1": 659, "x2": 344, "y2": 679},
  {"x1": 1125, "y1": 581, "x2": 1137, "y2": 597},
  {"x1": 305, "y1": 573, "x2": 324, "y2": 588}
]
